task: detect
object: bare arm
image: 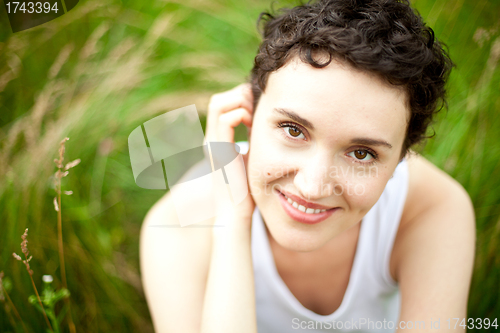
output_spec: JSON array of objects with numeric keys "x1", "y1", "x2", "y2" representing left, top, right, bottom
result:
[{"x1": 200, "y1": 208, "x2": 257, "y2": 333}]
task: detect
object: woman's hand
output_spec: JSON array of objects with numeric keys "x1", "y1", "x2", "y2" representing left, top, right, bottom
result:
[
  {"x1": 205, "y1": 83, "x2": 256, "y2": 227},
  {"x1": 205, "y1": 83, "x2": 254, "y2": 144}
]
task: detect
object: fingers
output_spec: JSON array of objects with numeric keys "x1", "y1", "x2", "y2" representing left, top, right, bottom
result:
[
  {"x1": 239, "y1": 83, "x2": 254, "y2": 109},
  {"x1": 206, "y1": 83, "x2": 254, "y2": 143},
  {"x1": 208, "y1": 84, "x2": 253, "y2": 115},
  {"x1": 217, "y1": 108, "x2": 253, "y2": 143}
]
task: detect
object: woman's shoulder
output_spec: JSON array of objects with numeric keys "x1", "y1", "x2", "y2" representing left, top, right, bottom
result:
[
  {"x1": 390, "y1": 151, "x2": 475, "y2": 282},
  {"x1": 401, "y1": 151, "x2": 473, "y2": 227},
  {"x1": 140, "y1": 191, "x2": 214, "y2": 331},
  {"x1": 141, "y1": 190, "x2": 214, "y2": 252}
]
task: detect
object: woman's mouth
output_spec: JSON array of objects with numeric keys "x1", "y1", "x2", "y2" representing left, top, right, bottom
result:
[{"x1": 276, "y1": 190, "x2": 339, "y2": 224}]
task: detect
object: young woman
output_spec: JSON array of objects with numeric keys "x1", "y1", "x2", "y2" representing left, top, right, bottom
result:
[{"x1": 140, "y1": 0, "x2": 476, "y2": 332}]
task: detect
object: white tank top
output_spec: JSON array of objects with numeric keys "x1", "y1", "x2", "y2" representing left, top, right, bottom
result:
[{"x1": 250, "y1": 158, "x2": 409, "y2": 333}]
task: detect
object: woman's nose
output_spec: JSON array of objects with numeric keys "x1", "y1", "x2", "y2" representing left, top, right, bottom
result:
[{"x1": 293, "y1": 154, "x2": 340, "y2": 200}]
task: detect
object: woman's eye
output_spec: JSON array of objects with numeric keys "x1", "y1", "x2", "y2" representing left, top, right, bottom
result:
[
  {"x1": 282, "y1": 126, "x2": 305, "y2": 139},
  {"x1": 348, "y1": 149, "x2": 374, "y2": 162}
]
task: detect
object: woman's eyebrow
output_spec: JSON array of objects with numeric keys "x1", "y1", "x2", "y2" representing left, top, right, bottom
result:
[
  {"x1": 273, "y1": 108, "x2": 315, "y2": 130},
  {"x1": 349, "y1": 138, "x2": 393, "y2": 149}
]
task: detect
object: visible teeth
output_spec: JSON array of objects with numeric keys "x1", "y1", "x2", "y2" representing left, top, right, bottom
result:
[{"x1": 284, "y1": 194, "x2": 329, "y2": 214}]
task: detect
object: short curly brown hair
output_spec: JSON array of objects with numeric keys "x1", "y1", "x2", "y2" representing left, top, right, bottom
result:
[{"x1": 249, "y1": 0, "x2": 454, "y2": 156}]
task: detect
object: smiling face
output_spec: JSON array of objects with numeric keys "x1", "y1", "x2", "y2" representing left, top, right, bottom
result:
[{"x1": 247, "y1": 57, "x2": 409, "y2": 252}]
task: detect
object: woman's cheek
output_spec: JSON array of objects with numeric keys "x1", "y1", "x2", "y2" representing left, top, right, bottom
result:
[
  {"x1": 247, "y1": 158, "x2": 275, "y2": 198},
  {"x1": 342, "y1": 169, "x2": 391, "y2": 212},
  {"x1": 248, "y1": 149, "x2": 293, "y2": 199}
]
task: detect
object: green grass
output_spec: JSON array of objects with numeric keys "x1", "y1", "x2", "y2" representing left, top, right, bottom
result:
[{"x1": 0, "y1": 0, "x2": 499, "y2": 331}]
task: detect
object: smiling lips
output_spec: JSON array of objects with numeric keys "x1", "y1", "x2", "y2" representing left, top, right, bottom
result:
[{"x1": 276, "y1": 190, "x2": 339, "y2": 224}]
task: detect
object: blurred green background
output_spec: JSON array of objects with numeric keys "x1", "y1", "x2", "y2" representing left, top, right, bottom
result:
[{"x1": 0, "y1": 0, "x2": 498, "y2": 331}]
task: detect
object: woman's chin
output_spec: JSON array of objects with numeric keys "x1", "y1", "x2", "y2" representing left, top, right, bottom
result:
[{"x1": 264, "y1": 221, "x2": 332, "y2": 253}]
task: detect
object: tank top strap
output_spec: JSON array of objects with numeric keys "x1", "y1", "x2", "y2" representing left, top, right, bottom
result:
[{"x1": 372, "y1": 158, "x2": 410, "y2": 288}]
